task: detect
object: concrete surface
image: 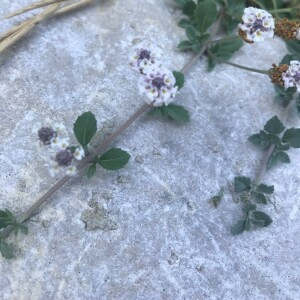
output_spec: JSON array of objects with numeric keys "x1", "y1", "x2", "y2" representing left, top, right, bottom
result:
[{"x1": 0, "y1": 0, "x2": 299, "y2": 299}]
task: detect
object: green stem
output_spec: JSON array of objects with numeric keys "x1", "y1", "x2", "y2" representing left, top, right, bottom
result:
[
  {"x1": 207, "y1": 50, "x2": 270, "y2": 75},
  {"x1": 272, "y1": 0, "x2": 279, "y2": 19},
  {"x1": 201, "y1": 35, "x2": 242, "y2": 47},
  {"x1": 269, "y1": 8, "x2": 294, "y2": 14},
  {"x1": 251, "y1": 0, "x2": 266, "y2": 9}
]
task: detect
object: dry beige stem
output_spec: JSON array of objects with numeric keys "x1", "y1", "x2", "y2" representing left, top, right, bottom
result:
[
  {"x1": 4, "y1": 0, "x2": 68, "y2": 19},
  {"x1": 0, "y1": 4, "x2": 60, "y2": 53},
  {"x1": 0, "y1": 19, "x2": 32, "y2": 42},
  {"x1": 56, "y1": 0, "x2": 95, "y2": 15}
]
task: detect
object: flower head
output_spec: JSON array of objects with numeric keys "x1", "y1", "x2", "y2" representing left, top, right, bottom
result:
[
  {"x1": 138, "y1": 67, "x2": 178, "y2": 106},
  {"x1": 238, "y1": 7, "x2": 275, "y2": 43},
  {"x1": 282, "y1": 60, "x2": 300, "y2": 91},
  {"x1": 129, "y1": 42, "x2": 162, "y2": 74},
  {"x1": 38, "y1": 127, "x2": 57, "y2": 145}
]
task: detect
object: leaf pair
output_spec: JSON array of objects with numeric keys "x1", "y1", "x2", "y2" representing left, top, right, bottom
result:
[
  {"x1": 86, "y1": 148, "x2": 131, "y2": 178},
  {"x1": 149, "y1": 104, "x2": 190, "y2": 123}
]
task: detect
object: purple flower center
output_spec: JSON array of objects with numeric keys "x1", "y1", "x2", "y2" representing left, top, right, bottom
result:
[
  {"x1": 38, "y1": 127, "x2": 57, "y2": 145},
  {"x1": 55, "y1": 150, "x2": 73, "y2": 166},
  {"x1": 139, "y1": 50, "x2": 151, "y2": 60},
  {"x1": 294, "y1": 72, "x2": 300, "y2": 82},
  {"x1": 252, "y1": 19, "x2": 266, "y2": 32},
  {"x1": 152, "y1": 77, "x2": 165, "y2": 90}
]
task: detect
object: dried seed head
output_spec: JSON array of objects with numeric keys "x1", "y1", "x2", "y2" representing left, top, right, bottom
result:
[
  {"x1": 38, "y1": 127, "x2": 57, "y2": 145},
  {"x1": 55, "y1": 150, "x2": 74, "y2": 167},
  {"x1": 275, "y1": 18, "x2": 300, "y2": 40},
  {"x1": 269, "y1": 64, "x2": 289, "y2": 87}
]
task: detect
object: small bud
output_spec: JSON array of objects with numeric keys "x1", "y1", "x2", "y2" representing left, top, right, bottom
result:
[
  {"x1": 55, "y1": 150, "x2": 74, "y2": 167},
  {"x1": 38, "y1": 127, "x2": 57, "y2": 145},
  {"x1": 274, "y1": 19, "x2": 300, "y2": 40}
]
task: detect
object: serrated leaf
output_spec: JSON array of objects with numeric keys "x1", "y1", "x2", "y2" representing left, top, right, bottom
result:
[
  {"x1": 182, "y1": 1, "x2": 196, "y2": 16},
  {"x1": 234, "y1": 176, "x2": 251, "y2": 193},
  {"x1": 195, "y1": 0, "x2": 217, "y2": 33},
  {"x1": 86, "y1": 164, "x2": 97, "y2": 178},
  {"x1": 172, "y1": 71, "x2": 185, "y2": 90},
  {"x1": 208, "y1": 38, "x2": 243, "y2": 71},
  {"x1": 268, "y1": 151, "x2": 290, "y2": 168},
  {"x1": 0, "y1": 240, "x2": 14, "y2": 259},
  {"x1": 164, "y1": 104, "x2": 190, "y2": 123},
  {"x1": 73, "y1": 112, "x2": 97, "y2": 147},
  {"x1": 99, "y1": 148, "x2": 130, "y2": 171},
  {"x1": 254, "y1": 192, "x2": 267, "y2": 204},
  {"x1": 282, "y1": 128, "x2": 300, "y2": 148},
  {"x1": 252, "y1": 211, "x2": 272, "y2": 227},
  {"x1": 264, "y1": 116, "x2": 285, "y2": 134},
  {"x1": 258, "y1": 183, "x2": 274, "y2": 194},
  {"x1": 231, "y1": 220, "x2": 246, "y2": 235},
  {"x1": 285, "y1": 40, "x2": 300, "y2": 60}
]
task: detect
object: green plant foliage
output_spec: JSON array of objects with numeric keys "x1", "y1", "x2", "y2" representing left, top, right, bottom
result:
[
  {"x1": 274, "y1": 85, "x2": 297, "y2": 105},
  {"x1": 183, "y1": 1, "x2": 197, "y2": 16},
  {"x1": 282, "y1": 128, "x2": 300, "y2": 148},
  {"x1": 258, "y1": 183, "x2": 274, "y2": 194},
  {"x1": 0, "y1": 239, "x2": 14, "y2": 259},
  {"x1": 73, "y1": 111, "x2": 97, "y2": 147},
  {"x1": 231, "y1": 219, "x2": 246, "y2": 235},
  {"x1": 99, "y1": 148, "x2": 130, "y2": 171},
  {"x1": 207, "y1": 38, "x2": 243, "y2": 71},
  {"x1": 173, "y1": 71, "x2": 185, "y2": 90},
  {"x1": 264, "y1": 116, "x2": 285, "y2": 135},
  {"x1": 174, "y1": 0, "x2": 190, "y2": 8},
  {"x1": 251, "y1": 211, "x2": 272, "y2": 227},
  {"x1": 285, "y1": 40, "x2": 300, "y2": 60},
  {"x1": 195, "y1": 0, "x2": 217, "y2": 33},
  {"x1": 86, "y1": 164, "x2": 97, "y2": 178},
  {"x1": 234, "y1": 176, "x2": 251, "y2": 193},
  {"x1": 149, "y1": 104, "x2": 190, "y2": 123}
]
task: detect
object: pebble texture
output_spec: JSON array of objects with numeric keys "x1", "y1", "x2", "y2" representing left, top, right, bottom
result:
[{"x1": 0, "y1": 0, "x2": 300, "y2": 299}]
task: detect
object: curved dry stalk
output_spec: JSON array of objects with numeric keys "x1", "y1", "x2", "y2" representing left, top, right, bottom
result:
[
  {"x1": 3, "y1": 0, "x2": 68, "y2": 19},
  {"x1": 0, "y1": 4, "x2": 60, "y2": 53},
  {"x1": 0, "y1": 0, "x2": 96, "y2": 54}
]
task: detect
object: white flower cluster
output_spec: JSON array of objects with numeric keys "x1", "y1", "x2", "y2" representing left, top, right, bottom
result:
[
  {"x1": 238, "y1": 7, "x2": 275, "y2": 43},
  {"x1": 37, "y1": 123, "x2": 85, "y2": 176},
  {"x1": 282, "y1": 60, "x2": 300, "y2": 92},
  {"x1": 129, "y1": 42, "x2": 178, "y2": 107}
]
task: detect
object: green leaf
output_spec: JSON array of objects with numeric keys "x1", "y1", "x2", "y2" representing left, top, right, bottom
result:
[
  {"x1": 285, "y1": 40, "x2": 300, "y2": 60},
  {"x1": 231, "y1": 220, "x2": 246, "y2": 235},
  {"x1": 249, "y1": 218, "x2": 265, "y2": 227},
  {"x1": 278, "y1": 143, "x2": 290, "y2": 151},
  {"x1": 0, "y1": 240, "x2": 14, "y2": 259},
  {"x1": 258, "y1": 183, "x2": 274, "y2": 194},
  {"x1": 185, "y1": 26, "x2": 198, "y2": 41},
  {"x1": 73, "y1": 112, "x2": 97, "y2": 147},
  {"x1": 234, "y1": 176, "x2": 251, "y2": 193},
  {"x1": 178, "y1": 18, "x2": 191, "y2": 28},
  {"x1": 86, "y1": 164, "x2": 97, "y2": 178},
  {"x1": 253, "y1": 192, "x2": 267, "y2": 205},
  {"x1": 280, "y1": 54, "x2": 294, "y2": 65},
  {"x1": 99, "y1": 148, "x2": 130, "y2": 171},
  {"x1": 274, "y1": 85, "x2": 297, "y2": 105},
  {"x1": 182, "y1": 1, "x2": 196, "y2": 16},
  {"x1": 195, "y1": 0, "x2": 217, "y2": 33},
  {"x1": 268, "y1": 151, "x2": 290, "y2": 168},
  {"x1": 164, "y1": 104, "x2": 190, "y2": 123},
  {"x1": 208, "y1": 38, "x2": 243, "y2": 71},
  {"x1": 19, "y1": 224, "x2": 28, "y2": 235},
  {"x1": 264, "y1": 116, "x2": 285, "y2": 134},
  {"x1": 282, "y1": 128, "x2": 300, "y2": 148},
  {"x1": 242, "y1": 203, "x2": 256, "y2": 213},
  {"x1": 252, "y1": 211, "x2": 272, "y2": 227},
  {"x1": 177, "y1": 40, "x2": 193, "y2": 50},
  {"x1": 148, "y1": 107, "x2": 167, "y2": 118},
  {"x1": 296, "y1": 96, "x2": 300, "y2": 119},
  {"x1": 226, "y1": 0, "x2": 244, "y2": 16},
  {"x1": 173, "y1": 71, "x2": 185, "y2": 90}
]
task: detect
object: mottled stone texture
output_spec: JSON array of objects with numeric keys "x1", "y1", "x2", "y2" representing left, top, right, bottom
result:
[{"x1": 0, "y1": 0, "x2": 299, "y2": 299}]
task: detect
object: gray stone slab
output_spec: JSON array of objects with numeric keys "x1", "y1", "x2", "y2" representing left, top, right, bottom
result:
[{"x1": 0, "y1": 0, "x2": 299, "y2": 299}]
